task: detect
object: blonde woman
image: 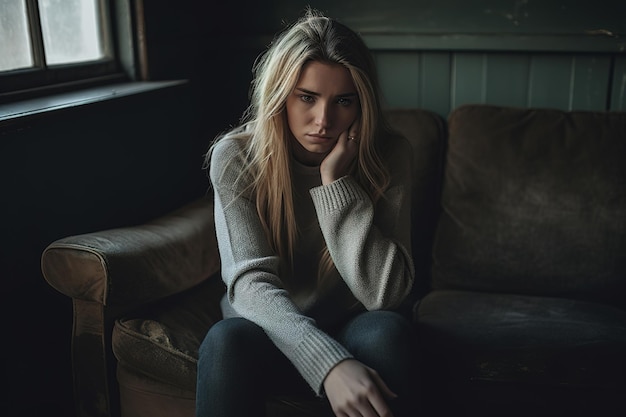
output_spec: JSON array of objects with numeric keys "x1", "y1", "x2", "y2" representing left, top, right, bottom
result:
[{"x1": 197, "y1": 8, "x2": 417, "y2": 417}]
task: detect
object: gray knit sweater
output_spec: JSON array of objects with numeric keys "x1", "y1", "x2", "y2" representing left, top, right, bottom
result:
[{"x1": 209, "y1": 133, "x2": 415, "y2": 395}]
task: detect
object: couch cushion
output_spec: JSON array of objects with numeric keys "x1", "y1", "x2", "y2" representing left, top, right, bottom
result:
[
  {"x1": 416, "y1": 290, "x2": 626, "y2": 387},
  {"x1": 112, "y1": 275, "x2": 225, "y2": 392},
  {"x1": 433, "y1": 104, "x2": 626, "y2": 304}
]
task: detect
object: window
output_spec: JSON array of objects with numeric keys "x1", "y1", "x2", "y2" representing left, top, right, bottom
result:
[{"x1": 0, "y1": 0, "x2": 122, "y2": 99}]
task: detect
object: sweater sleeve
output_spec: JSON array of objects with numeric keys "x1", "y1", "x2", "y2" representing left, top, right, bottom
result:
[
  {"x1": 209, "y1": 138, "x2": 352, "y2": 395},
  {"x1": 309, "y1": 137, "x2": 415, "y2": 310}
]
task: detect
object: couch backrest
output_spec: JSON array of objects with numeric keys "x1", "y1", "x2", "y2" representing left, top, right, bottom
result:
[
  {"x1": 432, "y1": 104, "x2": 626, "y2": 305},
  {"x1": 385, "y1": 108, "x2": 446, "y2": 298}
]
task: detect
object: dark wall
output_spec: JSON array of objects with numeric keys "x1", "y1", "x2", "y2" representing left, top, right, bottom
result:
[{"x1": 140, "y1": 1, "x2": 271, "y2": 140}]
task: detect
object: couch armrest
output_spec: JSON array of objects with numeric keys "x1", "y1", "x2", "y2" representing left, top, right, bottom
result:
[
  {"x1": 41, "y1": 196, "x2": 220, "y2": 417},
  {"x1": 41, "y1": 196, "x2": 220, "y2": 309}
]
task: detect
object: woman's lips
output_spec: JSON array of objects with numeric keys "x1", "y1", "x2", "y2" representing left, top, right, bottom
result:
[{"x1": 306, "y1": 133, "x2": 333, "y2": 142}]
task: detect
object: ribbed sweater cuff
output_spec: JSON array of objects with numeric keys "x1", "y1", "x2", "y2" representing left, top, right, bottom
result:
[
  {"x1": 309, "y1": 176, "x2": 366, "y2": 213},
  {"x1": 293, "y1": 330, "x2": 353, "y2": 396}
]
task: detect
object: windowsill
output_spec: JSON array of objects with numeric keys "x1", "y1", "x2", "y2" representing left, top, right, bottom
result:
[{"x1": 0, "y1": 80, "x2": 188, "y2": 125}]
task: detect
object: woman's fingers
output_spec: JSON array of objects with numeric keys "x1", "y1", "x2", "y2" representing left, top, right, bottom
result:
[
  {"x1": 320, "y1": 125, "x2": 359, "y2": 184},
  {"x1": 368, "y1": 367, "x2": 398, "y2": 400},
  {"x1": 323, "y1": 360, "x2": 394, "y2": 417}
]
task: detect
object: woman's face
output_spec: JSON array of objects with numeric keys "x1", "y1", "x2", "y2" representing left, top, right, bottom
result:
[{"x1": 286, "y1": 61, "x2": 360, "y2": 166}]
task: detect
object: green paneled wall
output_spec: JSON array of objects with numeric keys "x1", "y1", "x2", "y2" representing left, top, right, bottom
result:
[
  {"x1": 612, "y1": 56, "x2": 626, "y2": 110},
  {"x1": 374, "y1": 53, "x2": 421, "y2": 108},
  {"x1": 374, "y1": 51, "x2": 624, "y2": 117}
]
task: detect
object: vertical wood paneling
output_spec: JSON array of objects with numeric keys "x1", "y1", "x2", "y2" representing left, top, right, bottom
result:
[
  {"x1": 451, "y1": 53, "x2": 487, "y2": 109},
  {"x1": 373, "y1": 49, "x2": 618, "y2": 115},
  {"x1": 570, "y1": 56, "x2": 611, "y2": 111},
  {"x1": 420, "y1": 52, "x2": 452, "y2": 117},
  {"x1": 611, "y1": 56, "x2": 626, "y2": 111},
  {"x1": 528, "y1": 55, "x2": 575, "y2": 110},
  {"x1": 484, "y1": 54, "x2": 530, "y2": 108},
  {"x1": 374, "y1": 52, "x2": 421, "y2": 108}
]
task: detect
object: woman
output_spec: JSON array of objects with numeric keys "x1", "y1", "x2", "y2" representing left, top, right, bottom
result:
[{"x1": 197, "y1": 8, "x2": 417, "y2": 417}]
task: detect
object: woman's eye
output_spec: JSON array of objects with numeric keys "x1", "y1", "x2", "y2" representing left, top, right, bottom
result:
[
  {"x1": 299, "y1": 95, "x2": 314, "y2": 103},
  {"x1": 337, "y1": 97, "x2": 353, "y2": 106}
]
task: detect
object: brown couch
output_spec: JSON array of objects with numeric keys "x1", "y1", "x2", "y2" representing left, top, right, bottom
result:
[{"x1": 41, "y1": 105, "x2": 626, "y2": 417}]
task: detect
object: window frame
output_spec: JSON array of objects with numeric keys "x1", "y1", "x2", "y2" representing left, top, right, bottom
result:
[{"x1": 0, "y1": 0, "x2": 129, "y2": 102}]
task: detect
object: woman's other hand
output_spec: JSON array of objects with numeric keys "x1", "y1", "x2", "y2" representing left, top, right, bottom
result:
[{"x1": 323, "y1": 359, "x2": 397, "y2": 417}]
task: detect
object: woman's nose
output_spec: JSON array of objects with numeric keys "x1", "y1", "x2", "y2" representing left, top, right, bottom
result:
[{"x1": 314, "y1": 102, "x2": 331, "y2": 128}]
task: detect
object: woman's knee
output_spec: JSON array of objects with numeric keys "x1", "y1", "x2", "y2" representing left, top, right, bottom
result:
[
  {"x1": 196, "y1": 318, "x2": 268, "y2": 415},
  {"x1": 198, "y1": 317, "x2": 265, "y2": 364},
  {"x1": 338, "y1": 311, "x2": 416, "y2": 382},
  {"x1": 339, "y1": 310, "x2": 414, "y2": 351}
]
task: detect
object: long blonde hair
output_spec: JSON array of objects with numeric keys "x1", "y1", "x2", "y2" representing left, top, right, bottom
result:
[{"x1": 206, "y1": 8, "x2": 392, "y2": 280}]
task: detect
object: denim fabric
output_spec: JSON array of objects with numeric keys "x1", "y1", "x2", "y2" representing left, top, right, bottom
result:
[{"x1": 196, "y1": 310, "x2": 416, "y2": 417}]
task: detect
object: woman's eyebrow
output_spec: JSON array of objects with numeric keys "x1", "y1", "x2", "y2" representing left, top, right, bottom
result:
[
  {"x1": 295, "y1": 87, "x2": 358, "y2": 97},
  {"x1": 295, "y1": 87, "x2": 319, "y2": 96}
]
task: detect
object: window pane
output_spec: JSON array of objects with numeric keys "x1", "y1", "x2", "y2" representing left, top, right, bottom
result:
[
  {"x1": 0, "y1": 0, "x2": 34, "y2": 71},
  {"x1": 38, "y1": 0, "x2": 104, "y2": 65}
]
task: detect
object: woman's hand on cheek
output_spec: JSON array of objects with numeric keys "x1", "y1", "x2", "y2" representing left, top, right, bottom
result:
[
  {"x1": 320, "y1": 121, "x2": 360, "y2": 185},
  {"x1": 323, "y1": 359, "x2": 397, "y2": 417}
]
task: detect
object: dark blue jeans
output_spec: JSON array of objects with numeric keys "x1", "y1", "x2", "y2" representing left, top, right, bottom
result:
[{"x1": 196, "y1": 310, "x2": 417, "y2": 417}]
